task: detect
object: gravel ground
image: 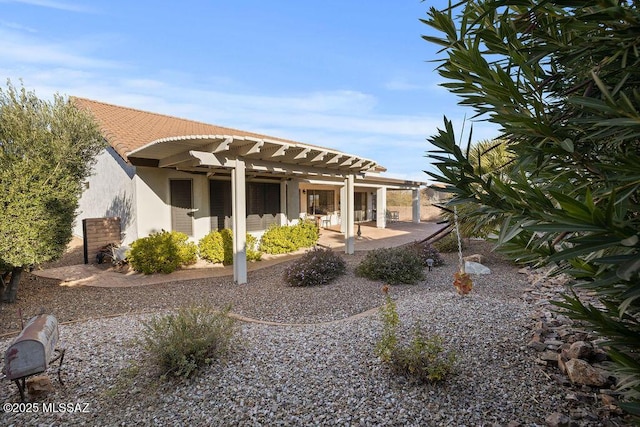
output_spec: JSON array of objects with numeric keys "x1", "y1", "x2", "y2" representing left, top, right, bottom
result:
[{"x1": 0, "y1": 241, "x2": 631, "y2": 426}]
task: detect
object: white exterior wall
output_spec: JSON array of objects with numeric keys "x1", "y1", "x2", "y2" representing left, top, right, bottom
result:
[
  {"x1": 135, "y1": 167, "x2": 211, "y2": 241},
  {"x1": 74, "y1": 147, "x2": 138, "y2": 244}
]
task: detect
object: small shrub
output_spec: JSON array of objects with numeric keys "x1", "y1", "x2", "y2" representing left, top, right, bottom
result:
[
  {"x1": 432, "y1": 232, "x2": 465, "y2": 253},
  {"x1": 259, "y1": 220, "x2": 319, "y2": 255},
  {"x1": 198, "y1": 230, "x2": 225, "y2": 264},
  {"x1": 290, "y1": 219, "x2": 320, "y2": 248},
  {"x1": 376, "y1": 287, "x2": 456, "y2": 383},
  {"x1": 259, "y1": 224, "x2": 298, "y2": 254},
  {"x1": 219, "y1": 228, "x2": 234, "y2": 265},
  {"x1": 356, "y1": 246, "x2": 425, "y2": 285},
  {"x1": 127, "y1": 230, "x2": 197, "y2": 274},
  {"x1": 408, "y1": 240, "x2": 445, "y2": 267},
  {"x1": 284, "y1": 247, "x2": 346, "y2": 287},
  {"x1": 138, "y1": 305, "x2": 238, "y2": 379},
  {"x1": 199, "y1": 230, "x2": 262, "y2": 265},
  {"x1": 390, "y1": 326, "x2": 457, "y2": 383},
  {"x1": 375, "y1": 286, "x2": 400, "y2": 363}
]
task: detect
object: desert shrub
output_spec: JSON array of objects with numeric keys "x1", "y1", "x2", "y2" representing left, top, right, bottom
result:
[
  {"x1": 199, "y1": 229, "x2": 262, "y2": 265},
  {"x1": 284, "y1": 247, "x2": 346, "y2": 287},
  {"x1": 408, "y1": 241, "x2": 445, "y2": 267},
  {"x1": 259, "y1": 224, "x2": 297, "y2": 254},
  {"x1": 127, "y1": 230, "x2": 197, "y2": 274},
  {"x1": 245, "y1": 234, "x2": 262, "y2": 262},
  {"x1": 259, "y1": 220, "x2": 319, "y2": 255},
  {"x1": 219, "y1": 228, "x2": 234, "y2": 265},
  {"x1": 138, "y1": 305, "x2": 238, "y2": 379},
  {"x1": 432, "y1": 232, "x2": 464, "y2": 253},
  {"x1": 376, "y1": 287, "x2": 456, "y2": 383},
  {"x1": 356, "y1": 246, "x2": 424, "y2": 285},
  {"x1": 290, "y1": 219, "x2": 320, "y2": 248},
  {"x1": 198, "y1": 230, "x2": 225, "y2": 264},
  {"x1": 389, "y1": 326, "x2": 457, "y2": 383},
  {"x1": 375, "y1": 286, "x2": 400, "y2": 363}
]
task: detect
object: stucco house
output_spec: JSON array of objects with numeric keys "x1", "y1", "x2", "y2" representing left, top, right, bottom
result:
[{"x1": 72, "y1": 98, "x2": 425, "y2": 284}]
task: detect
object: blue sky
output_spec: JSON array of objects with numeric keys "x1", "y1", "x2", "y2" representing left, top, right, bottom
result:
[{"x1": 0, "y1": 0, "x2": 499, "y2": 182}]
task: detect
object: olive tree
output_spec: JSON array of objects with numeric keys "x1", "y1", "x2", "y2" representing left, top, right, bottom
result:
[
  {"x1": 0, "y1": 80, "x2": 104, "y2": 303},
  {"x1": 422, "y1": 0, "x2": 640, "y2": 412}
]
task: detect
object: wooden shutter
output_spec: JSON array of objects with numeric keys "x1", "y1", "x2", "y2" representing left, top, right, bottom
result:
[
  {"x1": 170, "y1": 179, "x2": 193, "y2": 235},
  {"x1": 209, "y1": 180, "x2": 232, "y2": 230}
]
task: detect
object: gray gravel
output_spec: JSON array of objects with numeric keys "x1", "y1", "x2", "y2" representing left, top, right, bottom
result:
[{"x1": 0, "y1": 244, "x2": 625, "y2": 426}]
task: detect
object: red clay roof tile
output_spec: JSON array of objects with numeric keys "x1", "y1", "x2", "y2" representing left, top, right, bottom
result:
[{"x1": 72, "y1": 97, "x2": 300, "y2": 162}]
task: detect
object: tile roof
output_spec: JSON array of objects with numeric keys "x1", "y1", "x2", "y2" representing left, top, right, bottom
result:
[{"x1": 72, "y1": 97, "x2": 301, "y2": 162}]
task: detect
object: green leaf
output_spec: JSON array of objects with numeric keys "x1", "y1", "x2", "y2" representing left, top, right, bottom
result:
[{"x1": 559, "y1": 138, "x2": 574, "y2": 153}]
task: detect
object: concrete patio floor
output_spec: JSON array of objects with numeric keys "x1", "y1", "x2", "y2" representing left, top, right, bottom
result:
[{"x1": 31, "y1": 221, "x2": 447, "y2": 288}]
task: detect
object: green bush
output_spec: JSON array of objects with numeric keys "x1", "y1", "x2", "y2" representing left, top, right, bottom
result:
[
  {"x1": 408, "y1": 240, "x2": 445, "y2": 267},
  {"x1": 390, "y1": 327, "x2": 457, "y2": 383},
  {"x1": 259, "y1": 224, "x2": 297, "y2": 254},
  {"x1": 284, "y1": 247, "x2": 346, "y2": 287},
  {"x1": 376, "y1": 288, "x2": 456, "y2": 383},
  {"x1": 245, "y1": 234, "x2": 262, "y2": 262},
  {"x1": 199, "y1": 229, "x2": 262, "y2": 265},
  {"x1": 219, "y1": 228, "x2": 234, "y2": 265},
  {"x1": 290, "y1": 219, "x2": 320, "y2": 248},
  {"x1": 356, "y1": 246, "x2": 425, "y2": 285},
  {"x1": 127, "y1": 230, "x2": 197, "y2": 274},
  {"x1": 198, "y1": 230, "x2": 225, "y2": 264},
  {"x1": 259, "y1": 220, "x2": 319, "y2": 255},
  {"x1": 432, "y1": 232, "x2": 464, "y2": 253},
  {"x1": 138, "y1": 305, "x2": 238, "y2": 379}
]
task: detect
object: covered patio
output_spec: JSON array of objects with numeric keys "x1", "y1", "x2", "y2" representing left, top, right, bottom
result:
[{"x1": 32, "y1": 221, "x2": 446, "y2": 288}]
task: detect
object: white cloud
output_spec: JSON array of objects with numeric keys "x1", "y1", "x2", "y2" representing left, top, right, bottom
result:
[
  {"x1": 0, "y1": 20, "x2": 37, "y2": 33},
  {"x1": 0, "y1": 29, "x2": 122, "y2": 69}
]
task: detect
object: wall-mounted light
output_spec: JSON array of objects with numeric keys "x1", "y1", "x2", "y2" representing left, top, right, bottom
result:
[{"x1": 302, "y1": 189, "x2": 306, "y2": 194}]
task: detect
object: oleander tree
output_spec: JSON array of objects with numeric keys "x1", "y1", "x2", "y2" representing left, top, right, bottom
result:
[
  {"x1": 422, "y1": 0, "x2": 640, "y2": 412},
  {"x1": 437, "y1": 138, "x2": 515, "y2": 238},
  {"x1": 0, "y1": 80, "x2": 104, "y2": 303}
]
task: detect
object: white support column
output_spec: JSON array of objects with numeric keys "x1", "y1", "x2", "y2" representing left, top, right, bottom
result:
[
  {"x1": 232, "y1": 159, "x2": 247, "y2": 284},
  {"x1": 345, "y1": 174, "x2": 355, "y2": 254},
  {"x1": 412, "y1": 188, "x2": 421, "y2": 224},
  {"x1": 340, "y1": 185, "x2": 346, "y2": 233},
  {"x1": 376, "y1": 186, "x2": 387, "y2": 229}
]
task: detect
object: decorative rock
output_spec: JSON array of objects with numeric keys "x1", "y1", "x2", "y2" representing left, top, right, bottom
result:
[
  {"x1": 566, "y1": 341, "x2": 594, "y2": 361},
  {"x1": 565, "y1": 359, "x2": 607, "y2": 387},
  {"x1": 545, "y1": 412, "x2": 571, "y2": 427},
  {"x1": 539, "y1": 351, "x2": 559, "y2": 366},
  {"x1": 601, "y1": 393, "x2": 617, "y2": 406},
  {"x1": 464, "y1": 261, "x2": 491, "y2": 275},
  {"x1": 592, "y1": 348, "x2": 608, "y2": 363},
  {"x1": 528, "y1": 333, "x2": 547, "y2": 352},
  {"x1": 463, "y1": 254, "x2": 485, "y2": 264},
  {"x1": 26, "y1": 375, "x2": 54, "y2": 396},
  {"x1": 557, "y1": 352, "x2": 569, "y2": 375}
]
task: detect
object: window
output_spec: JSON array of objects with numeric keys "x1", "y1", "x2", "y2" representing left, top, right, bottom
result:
[
  {"x1": 355, "y1": 191, "x2": 367, "y2": 221},
  {"x1": 247, "y1": 182, "x2": 280, "y2": 215},
  {"x1": 209, "y1": 180, "x2": 281, "y2": 232},
  {"x1": 307, "y1": 190, "x2": 335, "y2": 215}
]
